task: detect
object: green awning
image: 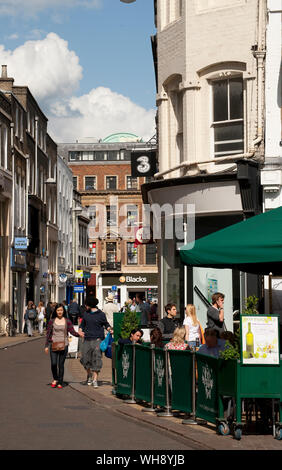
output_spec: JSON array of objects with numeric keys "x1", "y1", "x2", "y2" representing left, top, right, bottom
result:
[{"x1": 180, "y1": 206, "x2": 282, "y2": 275}]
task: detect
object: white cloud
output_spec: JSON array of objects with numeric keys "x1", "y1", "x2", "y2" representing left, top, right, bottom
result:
[
  {"x1": 0, "y1": 33, "x2": 82, "y2": 102},
  {"x1": 0, "y1": 0, "x2": 102, "y2": 17},
  {"x1": 49, "y1": 87, "x2": 156, "y2": 142},
  {"x1": 0, "y1": 32, "x2": 156, "y2": 142}
]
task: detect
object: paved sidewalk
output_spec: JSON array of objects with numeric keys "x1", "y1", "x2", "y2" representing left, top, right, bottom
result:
[{"x1": 2, "y1": 332, "x2": 282, "y2": 450}]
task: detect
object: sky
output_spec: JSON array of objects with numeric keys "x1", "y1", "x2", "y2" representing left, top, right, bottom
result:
[{"x1": 0, "y1": 0, "x2": 157, "y2": 142}]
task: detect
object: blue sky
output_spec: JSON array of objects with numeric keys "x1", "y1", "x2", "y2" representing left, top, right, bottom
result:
[{"x1": 0, "y1": 0, "x2": 156, "y2": 141}]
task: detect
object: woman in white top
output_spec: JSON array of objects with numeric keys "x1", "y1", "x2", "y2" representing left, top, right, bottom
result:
[
  {"x1": 183, "y1": 304, "x2": 203, "y2": 348},
  {"x1": 37, "y1": 301, "x2": 45, "y2": 335}
]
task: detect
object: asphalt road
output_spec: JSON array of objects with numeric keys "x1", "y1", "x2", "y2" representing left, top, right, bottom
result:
[{"x1": 0, "y1": 339, "x2": 201, "y2": 451}]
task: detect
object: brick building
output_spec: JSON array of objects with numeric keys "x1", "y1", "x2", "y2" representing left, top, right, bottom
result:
[{"x1": 58, "y1": 133, "x2": 158, "y2": 310}]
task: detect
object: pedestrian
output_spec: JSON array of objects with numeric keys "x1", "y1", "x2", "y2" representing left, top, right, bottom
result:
[
  {"x1": 24, "y1": 301, "x2": 37, "y2": 337},
  {"x1": 183, "y1": 304, "x2": 204, "y2": 349},
  {"x1": 45, "y1": 303, "x2": 84, "y2": 389},
  {"x1": 62, "y1": 300, "x2": 69, "y2": 317},
  {"x1": 68, "y1": 299, "x2": 80, "y2": 325},
  {"x1": 136, "y1": 294, "x2": 150, "y2": 327},
  {"x1": 79, "y1": 297, "x2": 113, "y2": 388},
  {"x1": 103, "y1": 293, "x2": 117, "y2": 328},
  {"x1": 206, "y1": 292, "x2": 225, "y2": 337},
  {"x1": 37, "y1": 301, "x2": 45, "y2": 336},
  {"x1": 130, "y1": 297, "x2": 137, "y2": 312},
  {"x1": 164, "y1": 326, "x2": 189, "y2": 351},
  {"x1": 158, "y1": 303, "x2": 178, "y2": 341}
]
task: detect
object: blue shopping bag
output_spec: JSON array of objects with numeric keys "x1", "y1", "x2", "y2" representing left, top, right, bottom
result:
[{"x1": 100, "y1": 332, "x2": 111, "y2": 352}]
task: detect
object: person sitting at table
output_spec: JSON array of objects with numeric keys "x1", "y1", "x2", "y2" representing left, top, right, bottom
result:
[
  {"x1": 118, "y1": 328, "x2": 144, "y2": 345},
  {"x1": 197, "y1": 328, "x2": 226, "y2": 358},
  {"x1": 150, "y1": 327, "x2": 164, "y2": 348},
  {"x1": 164, "y1": 326, "x2": 190, "y2": 351}
]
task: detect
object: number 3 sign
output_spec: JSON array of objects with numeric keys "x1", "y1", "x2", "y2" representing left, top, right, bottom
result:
[{"x1": 131, "y1": 150, "x2": 157, "y2": 178}]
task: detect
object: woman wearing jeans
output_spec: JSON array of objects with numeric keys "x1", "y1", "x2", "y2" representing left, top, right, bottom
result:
[{"x1": 45, "y1": 303, "x2": 84, "y2": 389}]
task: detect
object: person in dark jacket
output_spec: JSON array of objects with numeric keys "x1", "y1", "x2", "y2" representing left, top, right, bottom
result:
[
  {"x1": 118, "y1": 328, "x2": 144, "y2": 345},
  {"x1": 158, "y1": 303, "x2": 178, "y2": 341},
  {"x1": 68, "y1": 299, "x2": 80, "y2": 325},
  {"x1": 206, "y1": 292, "x2": 225, "y2": 337},
  {"x1": 79, "y1": 297, "x2": 113, "y2": 388}
]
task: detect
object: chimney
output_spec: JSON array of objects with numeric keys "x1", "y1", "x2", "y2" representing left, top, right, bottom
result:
[{"x1": 0, "y1": 65, "x2": 14, "y2": 92}]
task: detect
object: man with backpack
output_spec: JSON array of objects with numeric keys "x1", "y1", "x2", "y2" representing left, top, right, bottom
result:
[{"x1": 24, "y1": 301, "x2": 37, "y2": 336}]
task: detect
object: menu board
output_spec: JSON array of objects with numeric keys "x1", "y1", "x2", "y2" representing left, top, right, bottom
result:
[{"x1": 241, "y1": 315, "x2": 279, "y2": 365}]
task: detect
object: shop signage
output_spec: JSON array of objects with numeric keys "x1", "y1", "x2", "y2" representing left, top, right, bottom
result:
[
  {"x1": 241, "y1": 314, "x2": 279, "y2": 365},
  {"x1": 10, "y1": 248, "x2": 26, "y2": 269},
  {"x1": 102, "y1": 273, "x2": 158, "y2": 286},
  {"x1": 14, "y1": 237, "x2": 28, "y2": 250},
  {"x1": 75, "y1": 270, "x2": 83, "y2": 279},
  {"x1": 59, "y1": 274, "x2": 67, "y2": 283},
  {"x1": 83, "y1": 272, "x2": 91, "y2": 279},
  {"x1": 131, "y1": 150, "x2": 156, "y2": 178},
  {"x1": 74, "y1": 284, "x2": 84, "y2": 293}
]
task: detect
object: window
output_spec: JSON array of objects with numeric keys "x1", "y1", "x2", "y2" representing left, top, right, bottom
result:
[
  {"x1": 85, "y1": 176, "x2": 96, "y2": 190},
  {"x1": 127, "y1": 242, "x2": 138, "y2": 265},
  {"x1": 82, "y1": 151, "x2": 94, "y2": 161},
  {"x1": 146, "y1": 244, "x2": 157, "y2": 265},
  {"x1": 106, "y1": 205, "x2": 117, "y2": 226},
  {"x1": 127, "y1": 176, "x2": 138, "y2": 189},
  {"x1": 107, "y1": 151, "x2": 119, "y2": 161},
  {"x1": 127, "y1": 205, "x2": 138, "y2": 227},
  {"x1": 106, "y1": 176, "x2": 117, "y2": 190},
  {"x1": 89, "y1": 242, "x2": 96, "y2": 265},
  {"x1": 94, "y1": 151, "x2": 105, "y2": 161},
  {"x1": 89, "y1": 206, "x2": 97, "y2": 227},
  {"x1": 106, "y1": 242, "x2": 117, "y2": 263},
  {"x1": 2, "y1": 125, "x2": 7, "y2": 170},
  {"x1": 212, "y1": 77, "x2": 244, "y2": 157},
  {"x1": 73, "y1": 176, "x2": 78, "y2": 190},
  {"x1": 69, "y1": 151, "x2": 80, "y2": 161}
]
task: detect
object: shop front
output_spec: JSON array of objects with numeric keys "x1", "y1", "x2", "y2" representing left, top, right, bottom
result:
[
  {"x1": 97, "y1": 273, "x2": 158, "y2": 311},
  {"x1": 142, "y1": 161, "x2": 261, "y2": 325}
]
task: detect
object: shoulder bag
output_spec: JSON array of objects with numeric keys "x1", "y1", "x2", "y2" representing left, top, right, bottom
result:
[{"x1": 52, "y1": 319, "x2": 68, "y2": 351}]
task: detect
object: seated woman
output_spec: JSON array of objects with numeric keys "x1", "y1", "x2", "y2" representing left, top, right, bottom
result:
[
  {"x1": 164, "y1": 326, "x2": 189, "y2": 350},
  {"x1": 150, "y1": 327, "x2": 164, "y2": 348}
]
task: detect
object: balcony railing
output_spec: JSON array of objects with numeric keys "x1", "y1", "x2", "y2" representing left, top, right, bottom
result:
[{"x1": 100, "y1": 261, "x2": 121, "y2": 271}]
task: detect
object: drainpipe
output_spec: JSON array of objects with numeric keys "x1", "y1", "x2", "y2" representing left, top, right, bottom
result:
[
  {"x1": 25, "y1": 155, "x2": 30, "y2": 240},
  {"x1": 10, "y1": 123, "x2": 14, "y2": 246},
  {"x1": 34, "y1": 116, "x2": 38, "y2": 195}
]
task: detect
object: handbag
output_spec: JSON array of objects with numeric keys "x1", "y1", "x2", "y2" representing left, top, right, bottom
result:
[
  {"x1": 100, "y1": 332, "x2": 111, "y2": 352},
  {"x1": 105, "y1": 334, "x2": 113, "y2": 358},
  {"x1": 52, "y1": 342, "x2": 66, "y2": 351},
  {"x1": 51, "y1": 319, "x2": 67, "y2": 351}
]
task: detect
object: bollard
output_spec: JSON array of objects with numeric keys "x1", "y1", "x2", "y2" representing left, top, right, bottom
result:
[
  {"x1": 142, "y1": 344, "x2": 156, "y2": 413},
  {"x1": 182, "y1": 350, "x2": 198, "y2": 425},
  {"x1": 123, "y1": 343, "x2": 137, "y2": 404},
  {"x1": 157, "y1": 348, "x2": 173, "y2": 417}
]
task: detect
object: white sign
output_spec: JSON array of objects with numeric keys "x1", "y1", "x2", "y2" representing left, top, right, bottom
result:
[
  {"x1": 68, "y1": 325, "x2": 79, "y2": 354},
  {"x1": 241, "y1": 315, "x2": 279, "y2": 365}
]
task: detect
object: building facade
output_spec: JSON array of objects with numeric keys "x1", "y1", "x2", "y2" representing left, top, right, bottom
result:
[
  {"x1": 57, "y1": 153, "x2": 73, "y2": 303},
  {"x1": 0, "y1": 66, "x2": 58, "y2": 333},
  {"x1": 141, "y1": 0, "x2": 266, "y2": 327},
  {"x1": 0, "y1": 87, "x2": 12, "y2": 335},
  {"x1": 58, "y1": 134, "x2": 158, "y2": 310}
]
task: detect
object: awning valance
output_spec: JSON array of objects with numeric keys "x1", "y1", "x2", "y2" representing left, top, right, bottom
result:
[{"x1": 180, "y1": 206, "x2": 282, "y2": 275}]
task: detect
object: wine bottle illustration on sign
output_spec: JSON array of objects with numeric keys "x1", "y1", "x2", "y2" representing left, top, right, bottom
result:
[{"x1": 246, "y1": 322, "x2": 254, "y2": 358}]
